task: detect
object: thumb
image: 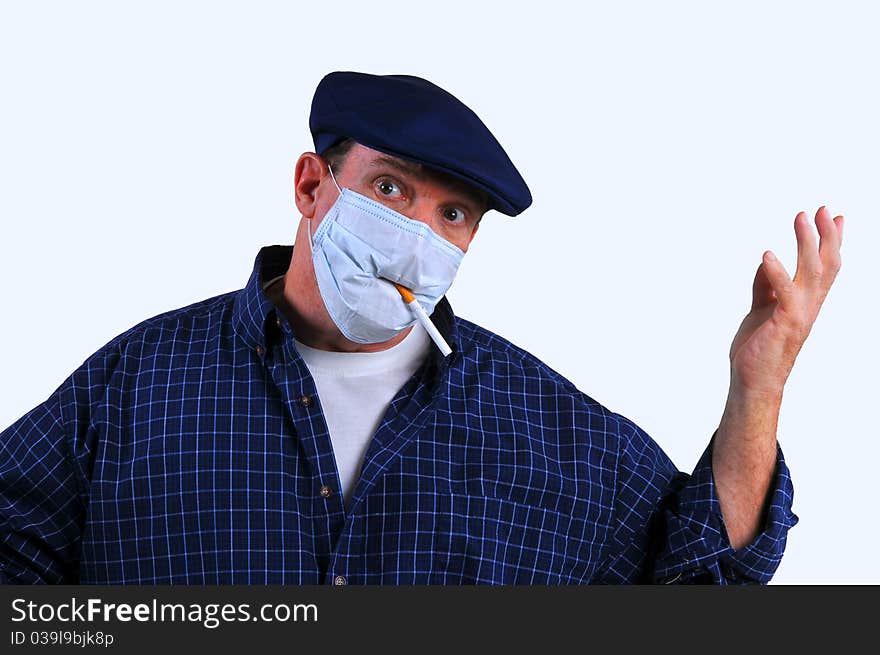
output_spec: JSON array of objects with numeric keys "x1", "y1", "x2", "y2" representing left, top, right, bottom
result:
[
  {"x1": 751, "y1": 261, "x2": 776, "y2": 310},
  {"x1": 761, "y1": 251, "x2": 794, "y2": 309}
]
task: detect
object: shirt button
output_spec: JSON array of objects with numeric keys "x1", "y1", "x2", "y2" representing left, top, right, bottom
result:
[
  {"x1": 333, "y1": 575, "x2": 347, "y2": 586},
  {"x1": 300, "y1": 395, "x2": 313, "y2": 407},
  {"x1": 275, "y1": 315, "x2": 283, "y2": 329},
  {"x1": 319, "y1": 485, "x2": 333, "y2": 499},
  {"x1": 255, "y1": 345, "x2": 265, "y2": 356}
]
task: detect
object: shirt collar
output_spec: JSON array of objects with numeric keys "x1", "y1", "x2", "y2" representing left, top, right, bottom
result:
[
  {"x1": 232, "y1": 245, "x2": 461, "y2": 374},
  {"x1": 232, "y1": 245, "x2": 294, "y2": 353}
]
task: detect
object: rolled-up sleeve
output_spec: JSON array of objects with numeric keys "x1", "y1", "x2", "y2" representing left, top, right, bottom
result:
[{"x1": 595, "y1": 414, "x2": 798, "y2": 584}]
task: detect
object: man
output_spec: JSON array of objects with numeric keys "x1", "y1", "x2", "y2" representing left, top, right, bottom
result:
[{"x1": 0, "y1": 71, "x2": 842, "y2": 584}]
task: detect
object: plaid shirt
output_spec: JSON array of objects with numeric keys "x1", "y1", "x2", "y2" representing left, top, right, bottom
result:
[{"x1": 0, "y1": 245, "x2": 798, "y2": 584}]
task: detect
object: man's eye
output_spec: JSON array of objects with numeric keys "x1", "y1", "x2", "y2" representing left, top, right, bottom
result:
[
  {"x1": 442, "y1": 207, "x2": 466, "y2": 224},
  {"x1": 377, "y1": 179, "x2": 403, "y2": 198}
]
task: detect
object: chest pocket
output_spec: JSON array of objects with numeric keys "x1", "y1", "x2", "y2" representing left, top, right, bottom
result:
[{"x1": 431, "y1": 493, "x2": 580, "y2": 584}]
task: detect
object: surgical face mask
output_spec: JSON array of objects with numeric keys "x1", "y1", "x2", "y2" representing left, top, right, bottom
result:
[{"x1": 305, "y1": 166, "x2": 465, "y2": 344}]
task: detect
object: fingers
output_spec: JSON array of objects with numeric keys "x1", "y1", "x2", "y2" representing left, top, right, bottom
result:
[
  {"x1": 816, "y1": 206, "x2": 843, "y2": 278},
  {"x1": 793, "y1": 206, "x2": 844, "y2": 292},
  {"x1": 761, "y1": 250, "x2": 794, "y2": 308},
  {"x1": 833, "y1": 214, "x2": 844, "y2": 245},
  {"x1": 793, "y1": 210, "x2": 821, "y2": 287},
  {"x1": 753, "y1": 206, "x2": 843, "y2": 348}
]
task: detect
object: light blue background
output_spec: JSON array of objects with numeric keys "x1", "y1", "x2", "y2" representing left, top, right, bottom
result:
[{"x1": 1, "y1": 0, "x2": 876, "y2": 583}]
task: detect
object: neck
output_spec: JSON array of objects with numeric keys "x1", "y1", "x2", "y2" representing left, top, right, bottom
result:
[{"x1": 275, "y1": 218, "x2": 412, "y2": 353}]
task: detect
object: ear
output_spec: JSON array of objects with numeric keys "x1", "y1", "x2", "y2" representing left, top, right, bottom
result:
[{"x1": 293, "y1": 152, "x2": 329, "y2": 219}]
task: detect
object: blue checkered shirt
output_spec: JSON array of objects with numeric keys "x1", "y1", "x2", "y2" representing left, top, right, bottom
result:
[{"x1": 0, "y1": 245, "x2": 798, "y2": 584}]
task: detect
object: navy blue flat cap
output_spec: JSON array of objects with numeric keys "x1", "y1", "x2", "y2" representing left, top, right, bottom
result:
[{"x1": 309, "y1": 71, "x2": 532, "y2": 216}]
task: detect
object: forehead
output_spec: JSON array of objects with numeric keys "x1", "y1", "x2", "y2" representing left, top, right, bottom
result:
[{"x1": 343, "y1": 143, "x2": 489, "y2": 210}]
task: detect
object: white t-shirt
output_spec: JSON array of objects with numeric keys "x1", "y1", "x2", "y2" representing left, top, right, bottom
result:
[{"x1": 293, "y1": 321, "x2": 430, "y2": 511}]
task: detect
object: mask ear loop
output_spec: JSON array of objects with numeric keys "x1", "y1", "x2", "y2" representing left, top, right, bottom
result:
[
  {"x1": 305, "y1": 163, "x2": 344, "y2": 257},
  {"x1": 327, "y1": 163, "x2": 343, "y2": 195},
  {"x1": 304, "y1": 218, "x2": 313, "y2": 256}
]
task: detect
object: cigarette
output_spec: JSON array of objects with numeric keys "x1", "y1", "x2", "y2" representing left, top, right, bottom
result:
[{"x1": 392, "y1": 283, "x2": 452, "y2": 357}]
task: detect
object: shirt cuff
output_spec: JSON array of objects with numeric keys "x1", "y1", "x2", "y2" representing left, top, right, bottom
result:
[{"x1": 653, "y1": 433, "x2": 799, "y2": 584}]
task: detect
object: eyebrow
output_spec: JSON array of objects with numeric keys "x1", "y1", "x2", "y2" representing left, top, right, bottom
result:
[
  {"x1": 367, "y1": 156, "x2": 487, "y2": 215},
  {"x1": 368, "y1": 155, "x2": 425, "y2": 178}
]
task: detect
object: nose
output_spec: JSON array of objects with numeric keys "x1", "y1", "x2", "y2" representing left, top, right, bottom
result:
[
  {"x1": 407, "y1": 200, "x2": 439, "y2": 229},
  {"x1": 405, "y1": 198, "x2": 465, "y2": 250}
]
